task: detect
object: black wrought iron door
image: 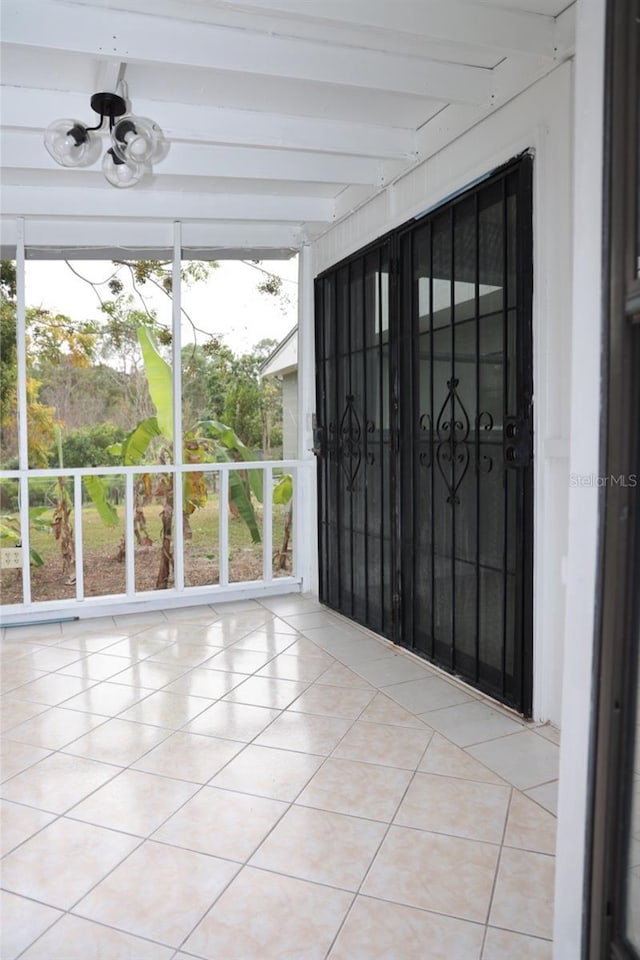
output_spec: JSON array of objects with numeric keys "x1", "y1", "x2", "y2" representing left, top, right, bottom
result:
[
  {"x1": 315, "y1": 156, "x2": 533, "y2": 714},
  {"x1": 315, "y1": 243, "x2": 395, "y2": 637}
]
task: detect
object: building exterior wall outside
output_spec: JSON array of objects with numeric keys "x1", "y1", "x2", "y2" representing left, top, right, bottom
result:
[
  {"x1": 259, "y1": 327, "x2": 299, "y2": 462},
  {"x1": 282, "y1": 372, "x2": 298, "y2": 460}
]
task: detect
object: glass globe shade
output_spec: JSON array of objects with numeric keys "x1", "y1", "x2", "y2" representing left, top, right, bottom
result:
[
  {"x1": 102, "y1": 149, "x2": 144, "y2": 188},
  {"x1": 44, "y1": 119, "x2": 101, "y2": 168},
  {"x1": 111, "y1": 115, "x2": 165, "y2": 165}
]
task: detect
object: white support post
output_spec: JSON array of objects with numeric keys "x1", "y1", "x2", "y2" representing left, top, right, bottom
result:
[
  {"x1": 296, "y1": 244, "x2": 318, "y2": 595},
  {"x1": 292, "y1": 464, "x2": 300, "y2": 581},
  {"x1": 18, "y1": 476, "x2": 31, "y2": 606},
  {"x1": 73, "y1": 474, "x2": 84, "y2": 601},
  {"x1": 16, "y1": 221, "x2": 28, "y2": 473},
  {"x1": 16, "y1": 219, "x2": 31, "y2": 605},
  {"x1": 219, "y1": 470, "x2": 229, "y2": 587},
  {"x1": 262, "y1": 465, "x2": 273, "y2": 582},
  {"x1": 125, "y1": 472, "x2": 135, "y2": 597},
  {"x1": 172, "y1": 222, "x2": 184, "y2": 592}
]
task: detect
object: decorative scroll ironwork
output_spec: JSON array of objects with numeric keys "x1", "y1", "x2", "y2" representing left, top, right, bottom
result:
[
  {"x1": 435, "y1": 378, "x2": 470, "y2": 503},
  {"x1": 366, "y1": 419, "x2": 376, "y2": 466},
  {"x1": 418, "y1": 413, "x2": 432, "y2": 467},
  {"x1": 328, "y1": 402, "x2": 375, "y2": 479},
  {"x1": 339, "y1": 394, "x2": 363, "y2": 491},
  {"x1": 476, "y1": 411, "x2": 495, "y2": 474},
  {"x1": 421, "y1": 406, "x2": 496, "y2": 479}
]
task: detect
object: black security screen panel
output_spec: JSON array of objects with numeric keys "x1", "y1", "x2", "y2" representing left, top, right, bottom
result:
[{"x1": 315, "y1": 156, "x2": 533, "y2": 715}]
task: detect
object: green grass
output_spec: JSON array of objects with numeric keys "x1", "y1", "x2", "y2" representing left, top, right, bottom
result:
[{"x1": 11, "y1": 494, "x2": 288, "y2": 564}]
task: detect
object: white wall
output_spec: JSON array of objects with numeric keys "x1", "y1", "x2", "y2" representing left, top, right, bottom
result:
[
  {"x1": 311, "y1": 62, "x2": 575, "y2": 725},
  {"x1": 554, "y1": 0, "x2": 607, "y2": 954},
  {"x1": 295, "y1": 244, "x2": 319, "y2": 595}
]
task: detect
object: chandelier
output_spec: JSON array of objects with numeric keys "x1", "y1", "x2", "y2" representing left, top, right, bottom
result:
[{"x1": 44, "y1": 90, "x2": 167, "y2": 188}]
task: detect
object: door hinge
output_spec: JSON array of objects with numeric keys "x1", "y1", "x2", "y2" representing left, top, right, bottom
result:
[
  {"x1": 312, "y1": 414, "x2": 325, "y2": 457},
  {"x1": 626, "y1": 291, "x2": 640, "y2": 322}
]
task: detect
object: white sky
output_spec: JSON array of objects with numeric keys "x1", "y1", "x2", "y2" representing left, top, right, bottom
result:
[{"x1": 24, "y1": 256, "x2": 299, "y2": 356}]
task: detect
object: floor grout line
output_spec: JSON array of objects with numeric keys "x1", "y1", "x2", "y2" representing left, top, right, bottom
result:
[
  {"x1": 321, "y1": 726, "x2": 436, "y2": 959},
  {"x1": 169, "y1": 688, "x2": 366, "y2": 955}
]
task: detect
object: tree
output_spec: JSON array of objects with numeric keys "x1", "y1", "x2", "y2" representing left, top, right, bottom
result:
[
  {"x1": 37, "y1": 363, "x2": 133, "y2": 432},
  {"x1": 243, "y1": 259, "x2": 296, "y2": 317},
  {"x1": 49, "y1": 423, "x2": 126, "y2": 469},
  {"x1": 0, "y1": 296, "x2": 18, "y2": 457},
  {"x1": 181, "y1": 338, "x2": 283, "y2": 455},
  {"x1": 81, "y1": 257, "x2": 215, "y2": 362},
  {"x1": 182, "y1": 340, "x2": 235, "y2": 426},
  {"x1": 222, "y1": 339, "x2": 281, "y2": 452},
  {"x1": 0, "y1": 265, "x2": 60, "y2": 468}
]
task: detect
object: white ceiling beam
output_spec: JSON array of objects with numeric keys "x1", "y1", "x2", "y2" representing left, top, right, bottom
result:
[
  {"x1": 1, "y1": 129, "x2": 387, "y2": 186},
  {"x1": 0, "y1": 184, "x2": 335, "y2": 223},
  {"x1": 0, "y1": 215, "x2": 303, "y2": 254},
  {"x1": 180, "y1": 221, "x2": 306, "y2": 251},
  {"x1": 333, "y1": 185, "x2": 382, "y2": 224},
  {"x1": 0, "y1": 166, "x2": 345, "y2": 200},
  {"x1": 414, "y1": 104, "x2": 481, "y2": 166},
  {"x1": 209, "y1": 0, "x2": 558, "y2": 58},
  {"x1": 410, "y1": 74, "x2": 537, "y2": 181},
  {"x1": 1, "y1": 86, "x2": 417, "y2": 161},
  {"x1": 67, "y1": 0, "x2": 501, "y2": 66},
  {"x1": 93, "y1": 60, "x2": 125, "y2": 94},
  {"x1": 554, "y1": 3, "x2": 576, "y2": 60},
  {"x1": 2, "y1": 0, "x2": 492, "y2": 105},
  {"x1": 413, "y1": 19, "x2": 576, "y2": 166},
  {"x1": 490, "y1": 7, "x2": 576, "y2": 110}
]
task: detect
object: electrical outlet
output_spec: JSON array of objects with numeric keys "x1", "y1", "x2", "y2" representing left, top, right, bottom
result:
[{"x1": 0, "y1": 549, "x2": 24, "y2": 569}]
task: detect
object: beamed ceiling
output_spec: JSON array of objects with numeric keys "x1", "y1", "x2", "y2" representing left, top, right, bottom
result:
[{"x1": 0, "y1": 0, "x2": 575, "y2": 257}]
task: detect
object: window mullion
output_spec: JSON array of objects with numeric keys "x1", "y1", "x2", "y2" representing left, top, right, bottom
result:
[
  {"x1": 172, "y1": 221, "x2": 184, "y2": 592},
  {"x1": 16, "y1": 219, "x2": 32, "y2": 604}
]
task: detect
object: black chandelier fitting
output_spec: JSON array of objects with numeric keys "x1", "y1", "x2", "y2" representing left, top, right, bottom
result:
[{"x1": 44, "y1": 91, "x2": 167, "y2": 188}]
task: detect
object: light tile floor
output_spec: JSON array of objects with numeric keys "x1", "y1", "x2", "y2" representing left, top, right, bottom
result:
[{"x1": 0, "y1": 595, "x2": 558, "y2": 959}]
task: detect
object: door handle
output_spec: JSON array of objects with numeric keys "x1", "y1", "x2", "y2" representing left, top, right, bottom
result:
[{"x1": 503, "y1": 416, "x2": 532, "y2": 468}]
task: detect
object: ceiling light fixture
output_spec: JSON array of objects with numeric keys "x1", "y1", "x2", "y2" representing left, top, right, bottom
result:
[{"x1": 44, "y1": 90, "x2": 167, "y2": 188}]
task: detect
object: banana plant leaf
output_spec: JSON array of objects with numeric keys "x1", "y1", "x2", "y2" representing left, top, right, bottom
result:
[
  {"x1": 28, "y1": 507, "x2": 51, "y2": 534},
  {"x1": 138, "y1": 328, "x2": 173, "y2": 439},
  {"x1": 183, "y1": 471, "x2": 208, "y2": 516},
  {"x1": 121, "y1": 417, "x2": 161, "y2": 466},
  {"x1": 83, "y1": 476, "x2": 118, "y2": 527},
  {"x1": 227, "y1": 467, "x2": 261, "y2": 544},
  {"x1": 0, "y1": 520, "x2": 19, "y2": 541},
  {"x1": 197, "y1": 419, "x2": 263, "y2": 502},
  {"x1": 273, "y1": 474, "x2": 293, "y2": 505}
]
